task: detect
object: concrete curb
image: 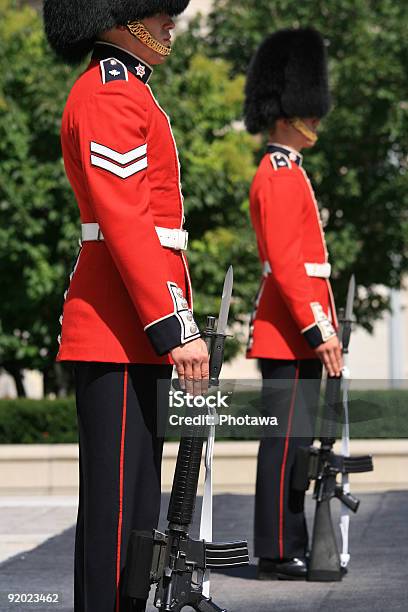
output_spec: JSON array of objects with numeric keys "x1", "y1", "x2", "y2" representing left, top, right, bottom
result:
[{"x1": 0, "y1": 440, "x2": 407, "y2": 495}]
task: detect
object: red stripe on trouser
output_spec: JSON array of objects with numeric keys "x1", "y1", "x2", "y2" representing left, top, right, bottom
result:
[
  {"x1": 116, "y1": 365, "x2": 128, "y2": 612},
  {"x1": 278, "y1": 362, "x2": 300, "y2": 559}
]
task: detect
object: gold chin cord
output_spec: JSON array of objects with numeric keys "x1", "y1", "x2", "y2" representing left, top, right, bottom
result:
[
  {"x1": 127, "y1": 21, "x2": 171, "y2": 56},
  {"x1": 290, "y1": 118, "x2": 318, "y2": 145}
]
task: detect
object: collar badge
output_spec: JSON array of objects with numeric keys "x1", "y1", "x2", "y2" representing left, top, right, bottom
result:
[{"x1": 135, "y1": 63, "x2": 146, "y2": 78}]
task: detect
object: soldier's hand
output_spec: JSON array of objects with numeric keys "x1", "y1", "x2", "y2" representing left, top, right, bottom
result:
[
  {"x1": 171, "y1": 339, "x2": 210, "y2": 396},
  {"x1": 315, "y1": 335, "x2": 343, "y2": 377}
]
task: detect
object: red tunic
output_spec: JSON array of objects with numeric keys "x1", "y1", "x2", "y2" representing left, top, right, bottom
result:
[
  {"x1": 247, "y1": 144, "x2": 337, "y2": 360},
  {"x1": 57, "y1": 42, "x2": 200, "y2": 364}
]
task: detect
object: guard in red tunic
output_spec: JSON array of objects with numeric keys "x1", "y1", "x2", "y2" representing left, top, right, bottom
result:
[
  {"x1": 244, "y1": 28, "x2": 343, "y2": 580},
  {"x1": 43, "y1": 2, "x2": 208, "y2": 611}
]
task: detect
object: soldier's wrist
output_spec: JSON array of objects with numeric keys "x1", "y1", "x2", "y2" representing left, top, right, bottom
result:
[
  {"x1": 144, "y1": 282, "x2": 201, "y2": 356},
  {"x1": 146, "y1": 316, "x2": 201, "y2": 356},
  {"x1": 311, "y1": 331, "x2": 337, "y2": 350}
]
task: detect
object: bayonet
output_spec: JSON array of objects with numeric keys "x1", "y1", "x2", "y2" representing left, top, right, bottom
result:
[
  {"x1": 206, "y1": 266, "x2": 233, "y2": 386},
  {"x1": 345, "y1": 274, "x2": 356, "y2": 323},
  {"x1": 216, "y1": 266, "x2": 233, "y2": 335}
]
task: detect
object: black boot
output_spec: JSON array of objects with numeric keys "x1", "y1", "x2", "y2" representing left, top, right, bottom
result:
[{"x1": 257, "y1": 557, "x2": 307, "y2": 580}]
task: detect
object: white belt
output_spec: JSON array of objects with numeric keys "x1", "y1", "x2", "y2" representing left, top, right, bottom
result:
[
  {"x1": 305, "y1": 262, "x2": 331, "y2": 278},
  {"x1": 262, "y1": 260, "x2": 331, "y2": 279},
  {"x1": 81, "y1": 223, "x2": 189, "y2": 251}
]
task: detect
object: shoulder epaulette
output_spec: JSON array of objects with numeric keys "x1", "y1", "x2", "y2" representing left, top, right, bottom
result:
[
  {"x1": 100, "y1": 58, "x2": 128, "y2": 84},
  {"x1": 270, "y1": 151, "x2": 292, "y2": 171}
]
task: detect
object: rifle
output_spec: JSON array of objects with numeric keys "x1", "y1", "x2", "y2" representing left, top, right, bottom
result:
[
  {"x1": 292, "y1": 276, "x2": 373, "y2": 581},
  {"x1": 123, "y1": 267, "x2": 249, "y2": 610}
]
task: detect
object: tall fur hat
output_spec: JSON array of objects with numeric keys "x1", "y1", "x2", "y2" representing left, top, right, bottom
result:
[
  {"x1": 244, "y1": 28, "x2": 331, "y2": 134},
  {"x1": 43, "y1": 1, "x2": 190, "y2": 64}
]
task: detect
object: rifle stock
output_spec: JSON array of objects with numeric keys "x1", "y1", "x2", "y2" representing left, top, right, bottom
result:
[
  {"x1": 292, "y1": 280, "x2": 373, "y2": 582},
  {"x1": 308, "y1": 496, "x2": 342, "y2": 581},
  {"x1": 306, "y1": 374, "x2": 343, "y2": 582}
]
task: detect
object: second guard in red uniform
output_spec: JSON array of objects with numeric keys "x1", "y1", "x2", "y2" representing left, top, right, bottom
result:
[{"x1": 244, "y1": 28, "x2": 343, "y2": 580}]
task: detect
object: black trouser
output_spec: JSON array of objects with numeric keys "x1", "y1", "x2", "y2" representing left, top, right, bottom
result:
[
  {"x1": 73, "y1": 362, "x2": 172, "y2": 612},
  {"x1": 254, "y1": 359, "x2": 322, "y2": 560}
]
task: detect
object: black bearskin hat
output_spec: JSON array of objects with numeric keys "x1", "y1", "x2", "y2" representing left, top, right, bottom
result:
[
  {"x1": 43, "y1": 1, "x2": 190, "y2": 64},
  {"x1": 244, "y1": 28, "x2": 331, "y2": 134}
]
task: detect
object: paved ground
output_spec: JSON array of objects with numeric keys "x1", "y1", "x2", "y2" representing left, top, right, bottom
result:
[
  {"x1": 0, "y1": 497, "x2": 77, "y2": 564},
  {"x1": 0, "y1": 492, "x2": 407, "y2": 611}
]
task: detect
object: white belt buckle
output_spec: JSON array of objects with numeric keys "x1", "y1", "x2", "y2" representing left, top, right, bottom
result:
[
  {"x1": 82, "y1": 223, "x2": 104, "y2": 242},
  {"x1": 156, "y1": 227, "x2": 188, "y2": 251},
  {"x1": 263, "y1": 261, "x2": 272, "y2": 277},
  {"x1": 176, "y1": 229, "x2": 189, "y2": 251},
  {"x1": 305, "y1": 262, "x2": 331, "y2": 278}
]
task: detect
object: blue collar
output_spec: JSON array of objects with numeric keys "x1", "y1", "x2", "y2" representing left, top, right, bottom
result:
[
  {"x1": 267, "y1": 143, "x2": 303, "y2": 166},
  {"x1": 92, "y1": 42, "x2": 153, "y2": 85}
]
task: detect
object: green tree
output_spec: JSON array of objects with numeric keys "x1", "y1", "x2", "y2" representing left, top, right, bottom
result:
[
  {"x1": 2, "y1": 1, "x2": 407, "y2": 396},
  {"x1": 152, "y1": 41, "x2": 259, "y2": 353},
  {"x1": 206, "y1": 0, "x2": 408, "y2": 328},
  {"x1": 0, "y1": 0, "x2": 79, "y2": 395},
  {"x1": 0, "y1": 2, "x2": 257, "y2": 393}
]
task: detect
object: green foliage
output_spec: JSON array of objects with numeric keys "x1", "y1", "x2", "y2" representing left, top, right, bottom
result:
[
  {"x1": 0, "y1": 2, "x2": 258, "y2": 383},
  {"x1": 152, "y1": 45, "x2": 259, "y2": 353},
  {"x1": 1, "y1": 0, "x2": 407, "y2": 395},
  {"x1": 0, "y1": 0, "x2": 80, "y2": 385},
  {"x1": 206, "y1": 0, "x2": 408, "y2": 329},
  {"x1": 0, "y1": 389, "x2": 407, "y2": 443},
  {"x1": 0, "y1": 397, "x2": 77, "y2": 443}
]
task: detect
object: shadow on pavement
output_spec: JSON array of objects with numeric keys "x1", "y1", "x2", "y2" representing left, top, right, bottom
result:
[{"x1": 1, "y1": 492, "x2": 408, "y2": 612}]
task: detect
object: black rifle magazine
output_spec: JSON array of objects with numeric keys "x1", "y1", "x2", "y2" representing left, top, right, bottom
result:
[{"x1": 122, "y1": 529, "x2": 156, "y2": 600}]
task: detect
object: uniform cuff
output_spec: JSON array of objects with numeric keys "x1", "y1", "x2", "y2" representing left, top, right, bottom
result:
[
  {"x1": 302, "y1": 324, "x2": 335, "y2": 349},
  {"x1": 144, "y1": 283, "x2": 201, "y2": 356},
  {"x1": 145, "y1": 315, "x2": 200, "y2": 356},
  {"x1": 301, "y1": 302, "x2": 336, "y2": 349}
]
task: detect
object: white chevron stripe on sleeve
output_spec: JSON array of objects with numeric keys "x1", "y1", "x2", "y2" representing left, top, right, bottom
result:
[
  {"x1": 91, "y1": 155, "x2": 148, "y2": 178},
  {"x1": 90, "y1": 142, "x2": 147, "y2": 165}
]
